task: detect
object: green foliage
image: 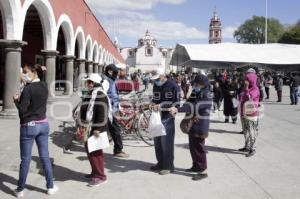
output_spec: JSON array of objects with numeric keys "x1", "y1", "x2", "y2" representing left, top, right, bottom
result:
[
  {"x1": 234, "y1": 16, "x2": 284, "y2": 44},
  {"x1": 278, "y1": 21, "x2": 300, "y2": 44}
]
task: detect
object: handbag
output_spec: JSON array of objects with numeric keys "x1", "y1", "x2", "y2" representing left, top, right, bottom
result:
[
  {"x1": 180, "y1": 117, "x2": 194, "y2": 134},
  {"x1": 244, "y1": 96, "x2": 257, "y2": 116},
  {"x1": 76, "y1": 125, "x2": 90, "y2": 143}
]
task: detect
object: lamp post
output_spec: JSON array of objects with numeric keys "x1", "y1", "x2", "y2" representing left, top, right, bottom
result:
[{"x1": 265, "y1": 0, "x2": 268, "y2": 44}]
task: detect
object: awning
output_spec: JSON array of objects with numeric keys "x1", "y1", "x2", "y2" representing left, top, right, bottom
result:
[{"x1": 170, "y1": 43, "x2": 300, "y2": 70}]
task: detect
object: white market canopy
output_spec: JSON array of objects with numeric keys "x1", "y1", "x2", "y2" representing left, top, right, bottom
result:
[{"x1": 170, "y1": 43, "x2": 300, "y2": 70}]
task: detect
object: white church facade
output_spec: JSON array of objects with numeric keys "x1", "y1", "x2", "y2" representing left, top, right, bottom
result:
[{"x1": 120, "y1": 30, "x2": 173, "y2": 73}]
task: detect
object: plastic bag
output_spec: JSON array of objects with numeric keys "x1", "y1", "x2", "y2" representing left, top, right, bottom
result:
[{"x1": 147, "y1": 111, "x2": 166, "y2": 138}]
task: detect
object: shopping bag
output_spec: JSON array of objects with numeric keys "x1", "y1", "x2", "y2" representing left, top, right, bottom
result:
[
  {"x1": 244, "y1": 98, "x2": 257, "y2": 116},
  {"x1": 87, "y1": 131, "x2": 110, "y2": 153},
  {"x1": 147, "y1": 111, "x2": 166, "y2": 138}
]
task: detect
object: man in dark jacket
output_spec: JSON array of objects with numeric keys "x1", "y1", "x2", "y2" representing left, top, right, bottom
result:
[
  {"x1": 290, "y1": 73, "x2": 299, "y2": 105},
  {"x1": 103, "y1": 64, "x2": 129, "y2": 158},
  {"x1": 151, "y1": 68, "x2": 179, "y2": 175}
]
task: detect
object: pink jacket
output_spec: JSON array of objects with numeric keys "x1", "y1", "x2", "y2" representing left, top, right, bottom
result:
[{"x1": 239, "y1": 73, "x2": 260, "y2": 117}]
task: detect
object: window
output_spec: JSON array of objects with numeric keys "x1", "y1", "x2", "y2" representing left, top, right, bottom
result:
[
  {"x1": 128, "y1": 50, "x2": 134, "y2": 57},
  {"x1": 145, "y1": 47, "x2": 153, "y2": 57},
  {"x1": 162, "y1": 51, "x2": 167, "y2": 58}
]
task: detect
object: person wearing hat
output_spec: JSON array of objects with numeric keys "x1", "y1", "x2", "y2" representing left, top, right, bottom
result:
[
  {"x1": 169, "y1": 74, "x2": 212, "y2": 181},
  {"x1": 103, "y1": 64, "x2": 129, "y2": 158},
  {"x1": 150, "y1": 68, "x2": 180, "y2": 175},
  {"x1": 80, "y1": 73, "x2": 110, "y2": 186}
]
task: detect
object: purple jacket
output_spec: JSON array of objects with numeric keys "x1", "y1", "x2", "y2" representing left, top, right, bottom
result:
[{"x1": 239, "y1": 73, "x2": 260, "y2": 117}]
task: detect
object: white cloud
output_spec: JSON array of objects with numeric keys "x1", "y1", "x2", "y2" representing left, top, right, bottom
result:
[
  {"x1": 85, "y1": 0, "x2": 235, "y2": 45},
  {"x1": 85, "y1": 0, "x2": 185, "y2": 11}
]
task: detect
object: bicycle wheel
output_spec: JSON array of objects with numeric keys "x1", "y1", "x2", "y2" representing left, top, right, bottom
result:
[{"x1": 137, "y1": 110, "x2": 154, "y2": 146}]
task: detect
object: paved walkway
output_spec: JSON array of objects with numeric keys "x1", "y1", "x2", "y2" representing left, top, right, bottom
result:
[{"x1": 0, "y1": 86, "x2": 299, "y2": 199}]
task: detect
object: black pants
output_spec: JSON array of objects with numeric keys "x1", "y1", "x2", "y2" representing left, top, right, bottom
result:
[
  {"x1": 108, "y1": 117, "x2": 123, "y2": 154},
  {"x1": 277, "y1": 90, "x2": 282, "y2": 102},
  {"x1": 265, "y1": 87, "x2": 270, "y2": 99},
  {"x1": 189, "y1": 135, "x2": 207, "y2": 171}
]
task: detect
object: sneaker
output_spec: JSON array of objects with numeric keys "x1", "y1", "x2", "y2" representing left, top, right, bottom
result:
[
  {"x1": 113, "y1": 152, "x2": 130, "y2": 158},
  {"x1": 192, "y1": 173, "x2": 208, "y2": 181},
  {"x1": 159, "y1": 170, "x2": 171, "y2": 175},
  {"x1": 224, "y1": 119, "x2": 229, "y2": 123},
  {"x1": 47, "y1": 185, "x2": 59, "y2": 195},
  {"x1": 246, "y1": 150, "x2": 256, "y2": 157},
  {"x1": 239, "y1": 131, "x2": 244, "y2": 134},
  {"x1": 185, "y1": 168, "x2": 203, "y2": 173},
  {"x1": 238, "y1": 147, "x2": 249, "y2": 152},
  {"x1": 13, "y1": 189, "x2": 24, "y2": 198},
  {"x1": 232, "y1": 120, "x2": 237, "y2": 124},
  {"x1": 88, "y1": 179, "x2": 108, "y2": 187}
]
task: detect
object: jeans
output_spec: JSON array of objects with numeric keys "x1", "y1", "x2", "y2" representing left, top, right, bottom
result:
[
  {"x1": 290, "y1": 87, "x2": 299, "y2": 105},
  {"x1": 17, "y1": 122, "x2": 54, "y2": 191},
  {"x1": 108, "y1": 117, "x2": 123, "y2": 154},
  {"x1": 154, "y1": 117, "x2": 175, "y2": 170}
]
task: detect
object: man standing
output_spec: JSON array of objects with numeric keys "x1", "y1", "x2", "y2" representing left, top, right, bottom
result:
[
  {"x1": 290, "y1": 73, "x2": 299, "y2": 105},
  {"x1": 151, "y1": 68, "x2": 179, "y2": 175},
  {"x1": 104, "y1": 64, "x2": 129, "y2": 158},
  {"x1": 274, "y1": 74, "x2": 283, "y2": 103}
]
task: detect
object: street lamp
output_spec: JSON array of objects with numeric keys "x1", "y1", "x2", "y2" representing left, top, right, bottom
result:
[{"x1": 265, "y1": 0, "x2": 268, "y2": 44}]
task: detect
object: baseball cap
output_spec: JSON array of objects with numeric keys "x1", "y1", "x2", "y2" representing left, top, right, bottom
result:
[
  {"x1": 150, "y1": 68, "x2": 165, "y2": 80},
  {"x1": 83, "y1": 73, "x2": 102, "y2": 84}
]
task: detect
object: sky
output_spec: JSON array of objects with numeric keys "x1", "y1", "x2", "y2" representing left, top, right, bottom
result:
[{"x1": 85, "y1": 0, "x2": 300, "y2": 48}]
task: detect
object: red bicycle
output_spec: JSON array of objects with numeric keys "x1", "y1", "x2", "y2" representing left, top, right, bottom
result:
[{"x1": 116, "y1": 90, "x2": 153, "y2": 146}]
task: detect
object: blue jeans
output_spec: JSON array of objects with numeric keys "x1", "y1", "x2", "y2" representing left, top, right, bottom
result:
[
  {"x1": 154, "y1": 117, "x2": 175, "y2": 170},
  {"x1": 290, "y1": 87, "x2": 299, "y2": 105},
  {"x1": 17, "y1": 122, "x2": 54, "y2": 191}
]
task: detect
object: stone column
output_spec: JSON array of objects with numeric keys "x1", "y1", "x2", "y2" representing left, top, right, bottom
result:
[
  {"x1": 63, "y1": 56, "x2": 75, "y2": 96},
  {"x1": 87, "y1": 61, "x2": 93, "y2": 74},
  {"x1": 77, "y1": 59, "x2": 86, "y2": 77},
  {"x1": 98, "y1": 65, "x2": 102, "y2": 74},
  {"x1": 41, "y1": 50, "x2": 58, "y2": 100},
  {"x1": 93, "y1": 62, "x2": 99, "y2": 73},
  {"x1": 0, "y1": 40, "x2": 27, "y2": 116}
]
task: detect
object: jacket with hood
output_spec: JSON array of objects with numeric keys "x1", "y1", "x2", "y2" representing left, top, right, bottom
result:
[
  {"x1": 239, "y1": 73, "x2": 260, "y2": 119},
  {"x1": 178, "y1": 75, "x2": 213, "y2": 135}
]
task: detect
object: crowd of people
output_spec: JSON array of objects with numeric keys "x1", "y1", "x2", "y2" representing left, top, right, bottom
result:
[{"x1": 12, "y1": 63, "x2": 300, "y2": 197}]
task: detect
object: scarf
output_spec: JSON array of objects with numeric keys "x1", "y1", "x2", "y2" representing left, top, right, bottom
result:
[{"x1": 86, "y1": 86, "x2": 113, "y2": 123}]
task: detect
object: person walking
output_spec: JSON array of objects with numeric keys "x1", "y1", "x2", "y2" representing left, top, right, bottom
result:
[
  {"x1": 238, "y1": 72, "x2": 260, "y2": 157},
  {"x1": 103, "y1": 64, "x2": 129, "y2": 158},
  {"x1": 80, "y1": 73, "x2": 110, "y2": 187},
  {"x1": 290, "y1": 73, "x2": 299, "y2": 105},
  {"x1": 13, "y1": 64, "x2": 58, "y2": 198},
  {"x1": 274, "y1": 74, "x2": 283, "y2": 102},
  {"x1": 223, "y1": 77, "x2": 238, "y2": 124},
  {"x1": 170, "y1": 74, "x2": 212, "y2": 181},
  {"x1": 150, "y1": 68, "x2": 179, "y2": 175}
]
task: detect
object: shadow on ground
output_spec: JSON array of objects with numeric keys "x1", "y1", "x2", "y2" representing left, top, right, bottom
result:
[
  {"x1": 176, "y1": 143, "x2": 245, "y2": 155},
  {"x1": 209, "y1": 128, "x2": 242, "y2": 134},
  {"x1": 0, "y1": 172, "x2": 45, "y2": 197}
]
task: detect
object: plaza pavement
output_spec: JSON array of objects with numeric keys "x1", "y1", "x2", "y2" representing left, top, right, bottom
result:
[{"x1": 0, "y1": 86, "x2": 299, "y2": 199}]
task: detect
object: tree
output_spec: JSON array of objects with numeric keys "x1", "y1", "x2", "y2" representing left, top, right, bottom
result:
[
  {"x1": 278, "y1": 21, "x2": 300, "y2": 44},
  {"x1": 234, "y1": 16, "x2": 284, "y2": 44}
]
